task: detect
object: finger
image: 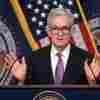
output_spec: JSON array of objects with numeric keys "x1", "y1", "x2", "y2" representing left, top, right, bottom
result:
[
  {"x1": 20, "y1": 57, "x2": 27, "y2": 72},
  {"x1": 12, "y1": 57, "x2": 26, "y2": 80},
  {"x1": 5, "y1": 51, "x2": 17, "y2": 64},
  {"x1": 95, "y1": 51, "x2": 100, "y2": 58},
  {"x1": 4, "y1": 55, "x2": 11, "y2": 67},
  {"x1": 90, "y1": 58, "x2": 97, "y2": 74},
  {"x1": 5, "y1": 54, "x2": 14, "y2": 64},
  {"x1": 93, "y1": 58, "x2": 96, "y2": 63},
  {"x1": 90, "y1": 58, "x2": 96, "y2": 68},
  {"x1": 84, "y1": 60, "x2": 90, "y2": 74},
  {"x1": 95, "y1": 52, "x2": 100, "y2": 66},
  {"x1": 84, "y1": 60, "x2": 95, "y2": 80},
  {"x1": 84, "y1": 59, "x2": 89, "y2": 67},
  {"x1": 4, "y1": 53, "x2": 17, "y2": 69},
  {"x1": 9, "y1": 52, "x2": 17, "y2": 61},
  {"x1": 21, "y1": 57, "x2": 26, "y2": 64},
  {"x1": 4, "y1": 56, "x2": 9, "y2": 64},
  {"x1": 94, "y1": 52, "x2": 100, "y2": 61}
]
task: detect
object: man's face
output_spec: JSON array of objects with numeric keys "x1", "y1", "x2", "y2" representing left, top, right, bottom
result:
[{"x1": 48, "y1": 15, "x2": 72, "y2": 48}]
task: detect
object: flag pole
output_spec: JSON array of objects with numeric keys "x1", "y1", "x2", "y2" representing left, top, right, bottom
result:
[
  {"x1": 76, "y1": 0, "x2": 97, "y2": 53},
  {"x1": 10, "y1": 0, "x2": 39, "y2": 50}
]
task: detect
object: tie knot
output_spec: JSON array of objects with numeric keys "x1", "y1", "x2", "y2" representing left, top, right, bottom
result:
[{"x1": 56, "y1": 53, "x2": 62, "y2": 58}]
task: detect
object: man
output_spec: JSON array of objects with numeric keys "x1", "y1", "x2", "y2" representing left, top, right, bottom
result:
[{"x1": 4, "y1": 8, "x2": 100, "y2": 85}]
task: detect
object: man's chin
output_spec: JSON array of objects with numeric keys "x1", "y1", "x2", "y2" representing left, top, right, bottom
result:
[
  {"x1": 56, "y1": 43, "x2": 68, "y2": 46},
  {"x1": 55, "y1": 44, "x2": 67, "y2": 49}
]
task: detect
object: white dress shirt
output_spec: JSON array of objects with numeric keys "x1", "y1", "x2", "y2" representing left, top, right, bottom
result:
[{"x1": 50, "y1": 44, "x2": 71, "y2": 80}]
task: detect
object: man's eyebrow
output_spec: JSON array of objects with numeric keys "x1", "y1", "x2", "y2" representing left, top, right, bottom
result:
[{"x1": 50, "y1": 25, "x2": 71, "y2": 28}]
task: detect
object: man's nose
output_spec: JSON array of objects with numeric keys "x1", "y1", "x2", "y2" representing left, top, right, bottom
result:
[{"x1": 57, "y1": 31, "x2": 64, "y2": 36}]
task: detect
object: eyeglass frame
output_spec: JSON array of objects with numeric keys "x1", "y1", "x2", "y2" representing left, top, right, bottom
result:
[{"x1": 47, "y1": 25, "x2": 73, "y2": 35}]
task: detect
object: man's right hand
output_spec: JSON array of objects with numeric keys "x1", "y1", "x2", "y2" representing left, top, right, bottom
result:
[
  {"x1": 4, "y1": 51, "x2": 27, "y2": 81},
  {"x1": 84, "y1": 52, "x2": 100, "y2": 85}
]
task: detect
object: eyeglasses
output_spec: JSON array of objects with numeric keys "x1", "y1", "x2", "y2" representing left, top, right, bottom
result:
[{"x1": 49, "y1": 26, "x2": 72, "y2": 35}]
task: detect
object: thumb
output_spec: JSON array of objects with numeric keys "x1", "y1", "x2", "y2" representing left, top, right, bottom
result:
[
  {"x1": 84, "y1": 59, "x2": 88, "y2": 67},
  {"x1": 84, "y1": 59, "x2": 96, "y2": 81},
  {"x1": 21, "y1": 56, "x2": 26, "y2": 64}
]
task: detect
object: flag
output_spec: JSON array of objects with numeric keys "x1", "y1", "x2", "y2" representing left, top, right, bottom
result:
[
  {"x1": 0, "y1": 0, "x2": 33, "y2": 85},
  {"x1": 84, "y1": 0, "x2": 100, "y2": 52},
  {"x1": 0, "y1": 0, "x2": 18, "y2": 85},
  {"x1": 75, "y1": 0, "x2": 97, "y2": 54},
  {"x1": 9, "y1": 0, "x2": 89, "y2": 52}
]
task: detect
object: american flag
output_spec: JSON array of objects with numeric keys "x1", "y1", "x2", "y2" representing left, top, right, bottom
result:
[{"x1": 10, "y1": 0, "x2": 88, "y2": 51}]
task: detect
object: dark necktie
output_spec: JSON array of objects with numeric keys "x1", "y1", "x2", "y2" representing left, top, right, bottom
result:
[{"x1": 55, "y1": 53, "x2": 64, "y2": 84}]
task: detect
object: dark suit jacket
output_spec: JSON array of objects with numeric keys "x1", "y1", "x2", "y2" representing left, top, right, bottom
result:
[{"x1": 25, "y1": 44, "x2": 93, "y2": 85}]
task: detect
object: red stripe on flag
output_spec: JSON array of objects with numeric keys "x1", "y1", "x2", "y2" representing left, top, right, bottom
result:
[{"x1": 80, "y1": 22, "x2": 95, "y2": 54}]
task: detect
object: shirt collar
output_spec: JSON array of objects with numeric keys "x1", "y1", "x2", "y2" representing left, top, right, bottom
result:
[{"x1": 51, "y1": 44, "x2": 71, "y2": 57}]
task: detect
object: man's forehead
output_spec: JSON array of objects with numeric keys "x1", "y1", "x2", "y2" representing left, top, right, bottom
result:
[
  {"x1": 48, "y1": 8, "x2": 73, "y2": 17},
  {"x1": 51, "y1": 15, "x2": 71, "y2": 19},
  {"x1": 50, "y1": 15, "x2": 71, "y2": 23}
]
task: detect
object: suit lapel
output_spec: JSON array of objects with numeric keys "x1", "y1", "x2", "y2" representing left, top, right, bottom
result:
[
  {"x1": 43, "y1": 45, "x2": 54, "y2": 84},
  {"x1": 62, "y1": 45, "x2": 78, "y2": 84},
  {"x1": 46, "y1": 45, "x2": 78, "y2": 84}
]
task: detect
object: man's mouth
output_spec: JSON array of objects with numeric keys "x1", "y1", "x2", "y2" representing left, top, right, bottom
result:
[{"x1": 57, "y1": 38, "x2": 63, "y2": 40}]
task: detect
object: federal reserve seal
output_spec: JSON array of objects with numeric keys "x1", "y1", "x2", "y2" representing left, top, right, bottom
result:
[
  {"x1": 0, "y1": 17, "x2": 16, "y2": 85},
  {"x1": 0, "y1": 18, "x2": 16, "y2": 53},
  {"x1": 33, "y1": 90, "x2": 66, "y2": 100}
]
